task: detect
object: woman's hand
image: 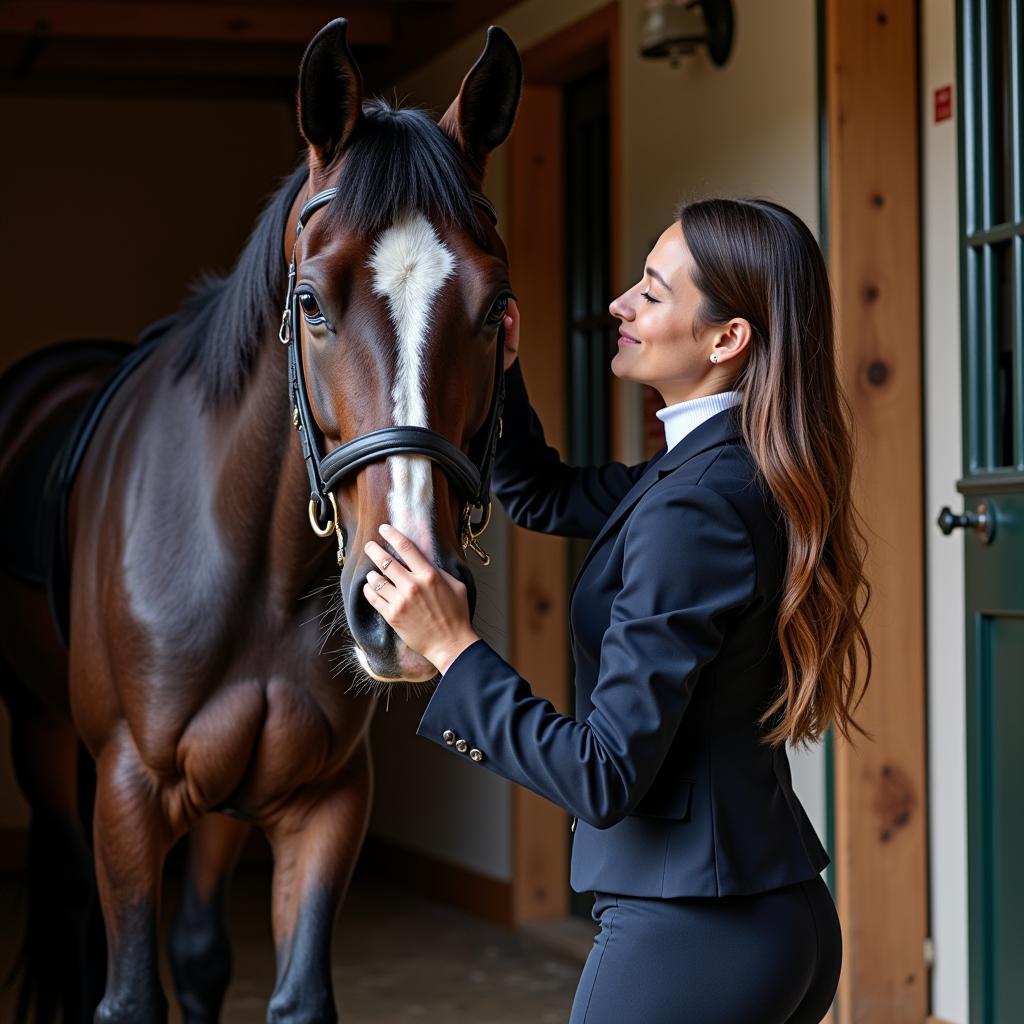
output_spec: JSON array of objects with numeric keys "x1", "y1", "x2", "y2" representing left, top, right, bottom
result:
[
  {"x1": 502, "y1": 298, "x2": 520, "y2": 371},
  {"x1": 363, "y1": 524, "x2": 480, "y2": 675}
]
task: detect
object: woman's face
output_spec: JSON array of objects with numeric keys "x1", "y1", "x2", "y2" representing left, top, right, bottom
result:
[{"x1": 609, "y1": 221, "x2": 749, "y2": 404}]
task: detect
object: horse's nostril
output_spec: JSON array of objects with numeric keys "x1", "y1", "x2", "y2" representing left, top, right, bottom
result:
[{"x1": 348, "y1": 571, "x2": 390, "y2": 647}]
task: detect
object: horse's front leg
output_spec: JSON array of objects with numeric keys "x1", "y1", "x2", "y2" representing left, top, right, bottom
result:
[
  {"x1": 169, "y1": 813, "x2": 252, "y2": 1024},
  {"x1": 264, "y1": 740, "x2": 372, "y2": 1024},
  {"x1": 92, "y1": 736, "x2": 181, "y2": 1024}
]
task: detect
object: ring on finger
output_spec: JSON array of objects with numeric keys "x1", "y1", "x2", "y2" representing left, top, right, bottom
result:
[
  {"x1": 373, "y1": 579, "x2": 387, "y2": 592},
  {"x1": 380, "y1": 556, "x2": 392, "y2": 570}
]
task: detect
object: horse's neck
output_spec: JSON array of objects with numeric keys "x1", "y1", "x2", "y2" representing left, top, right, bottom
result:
[{"x1": 210, "y1": 329, "x2": 336, "y2": 607}]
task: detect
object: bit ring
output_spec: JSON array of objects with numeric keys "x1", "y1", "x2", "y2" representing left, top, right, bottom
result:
[{"x1": 308, "y1": 491, "x2": 339, "y2": 538}]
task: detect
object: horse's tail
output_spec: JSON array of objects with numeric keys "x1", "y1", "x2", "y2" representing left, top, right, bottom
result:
[{"x1": 0, "y1": 657, "x2": 105, "y2": 1024}]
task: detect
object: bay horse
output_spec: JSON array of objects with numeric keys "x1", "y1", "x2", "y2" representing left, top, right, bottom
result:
[{"x1": 0, "y1": 17, "x2": 521, "y2": 1023}]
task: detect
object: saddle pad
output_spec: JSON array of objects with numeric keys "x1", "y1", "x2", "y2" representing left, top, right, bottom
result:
[
  {"x1": 0, "y1": 327, "x2": 166, "y2": 648},
  {"x1": 0, "y1": 340, "x2": 137, "y2": 592},
  {"x1": 43, "y1": 330, "x2": 165, "y2": 648}
]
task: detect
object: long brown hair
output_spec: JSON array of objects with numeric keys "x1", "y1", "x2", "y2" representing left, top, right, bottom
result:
[{"x1": 677, "y1": 197, "x2": 872, "y2": 750}]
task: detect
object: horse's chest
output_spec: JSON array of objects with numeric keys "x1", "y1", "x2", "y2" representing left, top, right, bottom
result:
[
  {"x1": 172, "y1": 666, "x2": 372, "y2": 820},
  {"x1": 252, "y1": 671, "x2": 368, "y2": 784}
]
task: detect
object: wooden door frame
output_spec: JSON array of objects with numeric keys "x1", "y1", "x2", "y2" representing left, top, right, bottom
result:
[
  {"x1": 824, "y1": 2, "x2": 930, "y2": 1020},
  {"x1": 506, "y1": 11, "x2": 934, "y2": 989},
  {"x1": 505, "y1": 1, "x2": 620, "y2": 923}
]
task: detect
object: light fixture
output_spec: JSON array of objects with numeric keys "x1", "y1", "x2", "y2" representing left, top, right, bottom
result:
[{"x1": 639, "y1": 0, "x2": 734, "y2": 69}]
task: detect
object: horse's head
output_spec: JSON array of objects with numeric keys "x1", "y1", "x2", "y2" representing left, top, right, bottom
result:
[{"x1": 284, "y1": 19, "x2": 521, "y2": 684}]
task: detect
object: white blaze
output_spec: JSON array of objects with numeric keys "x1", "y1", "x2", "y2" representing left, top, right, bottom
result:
[{"x1": 367, "y1": 212, "x2": 456, "y2": 563}]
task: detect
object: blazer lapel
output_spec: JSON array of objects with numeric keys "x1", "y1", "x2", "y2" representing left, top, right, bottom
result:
[{"x1": 569, "y1": 406, "x2": 744, "y2": 603}]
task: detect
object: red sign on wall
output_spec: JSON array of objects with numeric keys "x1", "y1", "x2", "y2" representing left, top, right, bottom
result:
[{"x1": 934, "y1": 85, "x2": 953, "y2": 123}]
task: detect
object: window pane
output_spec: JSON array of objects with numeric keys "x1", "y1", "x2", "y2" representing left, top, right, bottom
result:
[
  {"x1": 992, "y1": 240, "x2": 1015, "y2": 465},
  {"x1": 986, "y1": 0, "x2": 1014, "y2": 225}
]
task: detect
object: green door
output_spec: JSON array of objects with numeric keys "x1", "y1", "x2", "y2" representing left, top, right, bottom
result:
[{"x1": 952, "y1": 2, "x2": 1024, "y2": 1020}]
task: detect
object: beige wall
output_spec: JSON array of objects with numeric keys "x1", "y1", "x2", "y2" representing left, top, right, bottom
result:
[
  {"x1": 921, "y1": 0, "x2": 969, "y2": 1018},
  {"x1": 388, "y1": 0, "x2": 826, "y2": 877}
]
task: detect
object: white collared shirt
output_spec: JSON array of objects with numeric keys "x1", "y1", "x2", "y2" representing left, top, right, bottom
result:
[{"x1": 654, "y1": 390, "x2": 743, "y2": 452}]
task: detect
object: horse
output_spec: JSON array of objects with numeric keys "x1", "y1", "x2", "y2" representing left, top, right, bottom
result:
[{"x1": 0, "y1": 17, "x2": 522, "y2": 1023}]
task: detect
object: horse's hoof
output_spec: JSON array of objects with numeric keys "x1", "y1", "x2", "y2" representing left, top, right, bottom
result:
[{"x1": 94, "y1": 993, "x2": 168, "y2": 1024}]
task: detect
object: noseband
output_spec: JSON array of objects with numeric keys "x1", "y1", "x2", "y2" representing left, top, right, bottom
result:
[{"x1": 278, "y1": 186, "x2": 505, "y2": 568}]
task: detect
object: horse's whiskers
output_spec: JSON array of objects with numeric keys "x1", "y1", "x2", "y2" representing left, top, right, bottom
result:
[
  {"x1": 317, "y1": 597, "x2": 348, "y2": 656},
  {"x1": 298, "y1": 577, "x2": 339, "y2": 602}
]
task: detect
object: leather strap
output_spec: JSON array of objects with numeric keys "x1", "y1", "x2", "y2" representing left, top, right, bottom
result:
[
  {"x1": 279, "y1": 185, "x2": 506, "y2": 537},
  {"x1": 320, "y1": 427, "x2": 480, "y2": 497}
]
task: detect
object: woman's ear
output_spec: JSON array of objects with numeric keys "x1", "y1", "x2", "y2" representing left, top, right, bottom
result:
[
  {"x1": 714, "y1": 319, "x2": 754, "y2": 362},
  {"x1": 297, "y1": 18, "x2": 364, "y2": 172},
  {"x1": 439, "y1": 25, "x2": 522, "y2": 180}
]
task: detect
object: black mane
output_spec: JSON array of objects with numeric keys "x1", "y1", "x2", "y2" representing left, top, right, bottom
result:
[{"x1": 170, "y1": 98, "x2": 484, "y2": 408}]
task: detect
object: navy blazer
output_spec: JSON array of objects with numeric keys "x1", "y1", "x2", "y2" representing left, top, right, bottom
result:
[{"x1": 416, "y1": 360, "x2": 830, "y2": 898}]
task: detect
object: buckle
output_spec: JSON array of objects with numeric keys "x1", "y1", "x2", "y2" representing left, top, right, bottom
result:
[{"x1": 460, "y1": 501, "x2": 493, "y2": 566}]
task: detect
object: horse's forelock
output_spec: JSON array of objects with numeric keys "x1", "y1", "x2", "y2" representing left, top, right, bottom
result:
[
  {"x1": 323, "y1": 98, "x2": 485, "y2": 245},
  {"x1": 170, "y1": 98, "x2": 488, "y2": 410}
]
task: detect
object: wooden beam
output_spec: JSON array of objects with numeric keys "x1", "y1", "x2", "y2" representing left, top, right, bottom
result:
[
  {"x1": 506, "y1": 2, "x2": 620, "y2": 925},
  {"x1": 520, "y1": 2, "x2": 617, "y2": 86},
  {"x1": 383, "y1": 0, "x2": 523, "y2": 85},
  {"x1": 506, "y1": 81, "x2": 570, "y2": 923},
  {"x1": 0, "y1": 3, "x2": 395, "y2": 47},
  {"x1": 825, "y1": 2, "x2": 929, "y2": 1021}
]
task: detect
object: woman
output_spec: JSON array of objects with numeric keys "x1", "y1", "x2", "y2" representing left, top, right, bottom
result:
[{"x1": 361, "y1": 197, "x2": 872, "y2": 1023}]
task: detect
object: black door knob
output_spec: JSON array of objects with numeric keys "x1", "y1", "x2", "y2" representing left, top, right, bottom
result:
[{"x1": 936, "y1": 502, "x2": 995, "y2": 544}]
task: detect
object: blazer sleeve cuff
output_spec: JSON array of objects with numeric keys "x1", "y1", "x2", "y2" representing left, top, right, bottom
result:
[{"x1": 415, "y1": 638, "x2": 507, "y2": 755}]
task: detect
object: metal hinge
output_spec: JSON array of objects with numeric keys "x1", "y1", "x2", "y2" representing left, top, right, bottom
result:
[
  {"x1": 923, "y1": 936, "x2": 935, "y2": 967},
  {"x1": 570, "y1": 816, "x2": 577, "y2": 833}
]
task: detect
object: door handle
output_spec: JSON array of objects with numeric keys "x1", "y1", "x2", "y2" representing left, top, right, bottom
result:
[{"x1": 936, "y1": 501, "x2": 995, "y2": 544}]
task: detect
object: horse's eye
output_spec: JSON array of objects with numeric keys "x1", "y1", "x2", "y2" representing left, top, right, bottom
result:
[
  {"x1": 487, "y1": 295, "x2": 509, "y2": 324},
  {"x1": 297, "y1": 292, "x2": 323, "y2": 322}
]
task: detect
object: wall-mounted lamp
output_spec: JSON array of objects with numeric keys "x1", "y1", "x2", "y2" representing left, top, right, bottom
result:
[{"x1": 639, "y1": 0, "x2": 734, "y2": 69}]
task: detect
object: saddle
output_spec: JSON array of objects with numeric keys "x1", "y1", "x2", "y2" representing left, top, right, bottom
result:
[{"x1": 0, "y1": 325, "x2": 165, "y2": 648}]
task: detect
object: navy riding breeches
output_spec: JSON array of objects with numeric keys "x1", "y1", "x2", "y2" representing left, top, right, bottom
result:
[{"x1": 569, "y1": 874, "x2": 841, "y2": 1024}]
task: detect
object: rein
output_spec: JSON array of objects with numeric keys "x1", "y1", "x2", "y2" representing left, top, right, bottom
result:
[{"x1": 278, "y1": 186, "x2": 505, "y2": 568}]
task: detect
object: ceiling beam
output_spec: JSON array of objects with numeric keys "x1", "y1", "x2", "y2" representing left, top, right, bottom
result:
[
  {"x1": 382, "y1": 0, "x2": 523, "y2": 87},
  {"x1": 0, "y1": 3, "x2": 395, "y2": 48}
]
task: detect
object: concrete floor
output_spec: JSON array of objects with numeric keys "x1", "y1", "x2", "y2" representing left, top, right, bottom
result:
[{"x1": 0, "y1": 867, "x2": 590, "y2": 1023}]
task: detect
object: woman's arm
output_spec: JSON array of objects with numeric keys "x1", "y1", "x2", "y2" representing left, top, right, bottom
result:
[
  {"x1": 493, "y1": 358, "x2": 657, "y2": 539},
  {"x1": 415, "y1": 481, "x2": 757, "y2": 828}
]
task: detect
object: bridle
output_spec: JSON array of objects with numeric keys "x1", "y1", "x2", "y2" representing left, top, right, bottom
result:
[{"x1": 278, "y1": 185, "x2": 506, "y2": 568}]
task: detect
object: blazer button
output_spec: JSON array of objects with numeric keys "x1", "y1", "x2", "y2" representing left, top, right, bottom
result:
[
  {"x1": 455, "y1": 739, "x2": 468, "y2": 753},
  {"x1": 442, "y1": 730, "x2": 455, "y2": 745},
  {"x1": 469, "y1": 748, "x2": 484, "y2": 763}
]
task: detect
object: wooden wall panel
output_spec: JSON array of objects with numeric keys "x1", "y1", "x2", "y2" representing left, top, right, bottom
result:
[
  {"x1": 505, "y1": 1, "x2": 620, "y2": 925},
  {"x1": 825, "y1": 2, "x2": 929, "y2": 1020},
  {"x1": 506, "y1": 83, "x2": 571, "y2": 922}
]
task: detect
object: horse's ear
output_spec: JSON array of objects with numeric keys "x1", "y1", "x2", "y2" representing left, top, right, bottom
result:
[
  {"x1": 297, "y1": 18, "x2": 364, "y2": 169},
  {"x1": 439, "y1": 25, "x2": 522, "y2": 178}
]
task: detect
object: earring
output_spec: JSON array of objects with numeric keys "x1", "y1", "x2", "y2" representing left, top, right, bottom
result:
[{"x1": 710, "y1": 353, "x2": 719, "y2": 363}]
